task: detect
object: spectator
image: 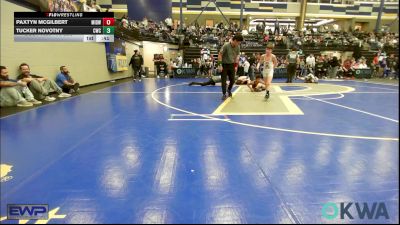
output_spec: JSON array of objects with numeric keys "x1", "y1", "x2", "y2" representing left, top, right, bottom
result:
[
  {"x1": 243, "y1": 58, "x2": 250, "y2": 77},
  {"x1": 328, "y1": 56, "x2": 341, "y2": 78},
  {"x1": 121, "y1": 15, "x2": 128, "y2": 28},
  {"x1": 298, "y1": 57, "x2": 306, "y2": 77},
  {"x1": 306, "y1": 54, "x2": 316, "y2": 70},
  {"x1": 341, "y1": 58, "x2": 355, "y2": 79},
  {"x1": 372, "y1": 53, "x2": 380, "y2": 77},
  {"x1": 129, "y1": 50, "x2": 144, "y2": 82},
  {"x1": 88, "y1": 0, "x2": 101, "y2": 12},
  {"x1": 56, "y1": 66, "x2": 80, "y2": 94},
  {"x1": 17, "y1": 63, "x2": 71, "y2": 101},
  {"x1": 176, "y1": 53, "x2": 183, "y2": 68},
  {"x1": 315, "y1": 56, "x2": 328, "y2": 79},
  {"x1": 248, "y1": 53, "x2": 256, "y2": 80},
  {"x1": 165, "y1": 17, "x2": 173, "y2": 31},
  {"x1": 157, "y1": 58, "x2": 168, "y2": 78},
  {"x1": 387, "y1": 54, "x2": 398, "y2": 79},
  {"x1": 0, "y1": 66, "x2": 41, "y2": 107},
  {"x1": 358, "y1": 58, "x2": 369, "y2": 69}
]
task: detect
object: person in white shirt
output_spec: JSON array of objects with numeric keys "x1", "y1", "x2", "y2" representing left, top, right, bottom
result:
[
  {"x1": 165, "y1": 18, "x2": 173, "y2": 26},
  {"x1": 176, "y1": 54, "x2": 183, "y2": 68},
  {"x1": 201, "y1": 48, "x2": 210, "y2": 62},
  {"x1": 243, "y1": 59, "x2": 250, "y2": 77},
  {"x1": 306, "y1": 54, "x2": 316, "y2": 70},
  {"x1": 142, "y1": 17, "x2": 148, "y2": 27},
  {"x1": 357, "y1": 59, "x2": 369, "y2": 69}
]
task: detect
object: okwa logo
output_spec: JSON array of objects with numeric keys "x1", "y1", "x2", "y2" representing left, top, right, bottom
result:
[
  {"x1": 0, "y1": 164, "x2": 13, "y2": 182},
  {"x1": 322, "y1": 202, "x2": 389, "y2": 220}
]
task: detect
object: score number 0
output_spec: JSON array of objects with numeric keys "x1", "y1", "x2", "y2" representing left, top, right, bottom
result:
[{"x1": 103, "y1": 18, "x2": 115, "y2": 26}]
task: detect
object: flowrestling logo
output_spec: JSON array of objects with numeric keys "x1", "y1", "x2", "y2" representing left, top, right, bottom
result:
[{"x1": 321, "y1": 202, "x2": 389, "y2": 220}]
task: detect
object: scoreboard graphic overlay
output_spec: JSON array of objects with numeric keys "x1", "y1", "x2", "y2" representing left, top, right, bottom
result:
[{"x1": 14, "y1": 12, "x2": 115, "y2": 42}]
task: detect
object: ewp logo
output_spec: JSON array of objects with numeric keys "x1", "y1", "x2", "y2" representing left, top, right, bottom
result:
[
  {"x1": 321, "y1": 202, "x2": 389, "y2": 220},
  {"x1": 7, "y1": 205, "x2": 48, "y2": 220}
]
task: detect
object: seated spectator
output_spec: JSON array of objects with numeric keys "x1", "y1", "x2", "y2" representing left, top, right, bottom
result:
[
  {"x1": 88, "y1": 0, "x2": 101, "y2": 12},
  {"x1": 157, "y1": 58, "x2": 168, "y2": 78},
  {"x1": 387, "y1": 54, "x2": 398, "y2": 79},
  {"x1": 315, "y1": 56, "x2": 328, "y2": 79},
  {"x1": 356, "y1": 58, "x2": 369, "y2": 69},
  {"x1": 17, "y1": 63, "x2": 71, "y2": 101},
  {"x1": 56, "y1": 66, "x2": 80, "y2": 94},
  {"x1": 121, "y1": 15, "x2": 128, "y2": 28},
  {"x1": 341, "y1": 58, "x2": 355, "y2": 79},
  {"x1": 0, "y1": 66, "x2": 41, "y2": 107}
]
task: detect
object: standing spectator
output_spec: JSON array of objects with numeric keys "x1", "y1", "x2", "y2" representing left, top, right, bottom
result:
[
  {"x1": 176, "y1": 53, "x2": 183, "y2": 68},
  {"x1": 243, "y1": 57, "x2": 250, "y2": 78},
  {"x1": 298, "y1": 57, "x2": 306, "y2": 78},
  {"x1": 138, "y1": 51, "x2": 145, "y2": 78},
  {"x1": 379, "y1": 53, "x2": 388, "y2": 78},
  {"x1": 129, "y1": 50, "x2": 143, "y2": 82},
  {"x1": 328, "y1": 56, "x2": 341, "y2": 78},
  {"x1": 237, "y1": 53, "x2": 246, "y2": 76},
  {"x1": 306, "y1": 54, "x2": 316, "y2": 71},
  {"x1": 274, "y1": 19, "x2": 280, "y2": 35},
  {"x1": 56, "y1": 66, "x2": 80, "y2": 94},
  {"x1": 248, "y1": 53, "x2": 256, "y2": 80},
  {"x1": 372, "y1": 53, "x2": 380, "y2": 77}
]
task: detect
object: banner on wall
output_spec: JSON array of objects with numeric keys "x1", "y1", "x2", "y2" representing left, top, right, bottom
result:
[{"x1": 105, "y1": 37, "x2": 128, "y2": 72}]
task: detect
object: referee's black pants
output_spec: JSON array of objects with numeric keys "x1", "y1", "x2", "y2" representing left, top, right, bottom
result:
[{"x1": 222, "y1": 64, "x2": 235, "y2": 95}]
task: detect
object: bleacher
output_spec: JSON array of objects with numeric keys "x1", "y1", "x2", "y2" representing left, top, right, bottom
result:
[
  {"x1": 183, "y1": 44, "x2": 398, "y2": 65},
  {"x1": 183, "y1": 47, "x2": 219, "y2": 63}
]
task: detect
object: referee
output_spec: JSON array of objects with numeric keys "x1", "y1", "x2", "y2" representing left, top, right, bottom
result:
[{"x1": 217, "y1": 34, "x2": 244, "y2": 100}]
